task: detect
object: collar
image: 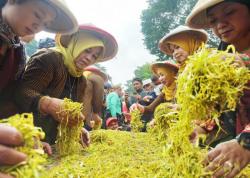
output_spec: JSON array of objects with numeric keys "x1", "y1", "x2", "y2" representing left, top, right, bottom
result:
[{"x1": 0, "y1": 18, "x2": 21, "y2": 48}]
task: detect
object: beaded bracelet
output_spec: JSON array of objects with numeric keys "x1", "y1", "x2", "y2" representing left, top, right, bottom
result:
[{"x1": 242, "y1": 56, "x2": 250, "y2": 61}]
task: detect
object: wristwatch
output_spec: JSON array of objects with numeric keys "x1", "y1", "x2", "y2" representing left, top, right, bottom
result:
[{"x1": 236, "y1": 132, "x2": 250, "y2": 150}]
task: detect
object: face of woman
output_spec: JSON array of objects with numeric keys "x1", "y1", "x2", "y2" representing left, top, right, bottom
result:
[
  {"x1": 157, "y1": 67, "x2": 175, "y2": 87},
  {"x1": 74, "y1": 47, "x2": 102, "y2": 71},
  {"x1": 170, "y1": 44, "x2": 189, "y2": 65},
  {"x1": 3, "y1": 0, "x2": 56, "y2": 37},
  {"x1": 207, "y1": 2, "x2": 250, "y2": 46}
]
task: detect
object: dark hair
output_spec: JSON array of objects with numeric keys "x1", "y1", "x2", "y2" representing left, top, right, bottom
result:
[
  {"x1": 104, "y1": 82, "x2": 112, "y2": 89},
  {"x1": 151, "y1": 75, "x2": 159, "y2": 83},
  {"x1": 132, "y1": 77, "x2": 142, "y2": 84}
]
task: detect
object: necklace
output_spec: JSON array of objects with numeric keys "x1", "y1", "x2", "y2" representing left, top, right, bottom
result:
[{"x1": 68, "y1": 76, "x2": 76, "y2": 99}]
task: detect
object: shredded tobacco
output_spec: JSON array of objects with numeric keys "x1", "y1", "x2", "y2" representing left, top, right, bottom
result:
[
  {"x1": 43, "y1": 130, "x2": 170, "y2": 178},
  {"x1": 130, "y1": 109, "x2": 144, "y2": 132},
  {"x1": 56, "y1": 98, "x2": 84, "y2": 157},
  {"x1": 1, "y1": 46, "x2": 250, "y2": 177},
  {"x1": 0, "y1": 113, "x2": 47, "y2": 178},
  {"x1": 162, "y1": 46, "x2": 250, "y2": 177},
  {"x1": 148, "y1": 102, "x2": 178, "y2": 143}
]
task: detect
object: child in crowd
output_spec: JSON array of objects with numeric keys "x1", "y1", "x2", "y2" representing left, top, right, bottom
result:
[
  {"x1": 142, "y1": 78, "x2": 157, "y2": 104},
  {"x1": 106, "y1": 117, "x2": 119, "y2": 130}
]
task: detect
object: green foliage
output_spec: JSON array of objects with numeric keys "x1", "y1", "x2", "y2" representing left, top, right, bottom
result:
[
  {"x1": 134, "y1": 62, "x2": 152, "y2": 80},
  {"x1": 141, "y1": 0, "x2": 219, "y2": 60}
]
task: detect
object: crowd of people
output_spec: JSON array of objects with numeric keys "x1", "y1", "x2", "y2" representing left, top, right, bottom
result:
[{"x1": 0, "y1": 0, "x2": 250, "y2": 177}]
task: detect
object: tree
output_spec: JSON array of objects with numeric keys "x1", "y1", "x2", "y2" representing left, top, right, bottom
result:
[
  {"x1": 134, "y1": 63, "x2": 153, "y2": 80},
  {"x1": 124, "y1": 79, "x2": 134, "y2": 94},
  {"x1": 141, "y1": 0, "x2": 219, "y2": 61}
]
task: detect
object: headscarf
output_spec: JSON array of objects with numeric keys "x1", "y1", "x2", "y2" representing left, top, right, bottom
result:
[
  {"x1": 156, "y1": 67, "x2": 177, "y2": 101},
  {"x1": 53, "y1": 31, "x2": 104, "y2": 77},
  {"x1": 162, "y1": 82, "x2": 176, "y2": 101},
  {"x1": 166, "y1": 32, "x2": 203, "y2": 56}
]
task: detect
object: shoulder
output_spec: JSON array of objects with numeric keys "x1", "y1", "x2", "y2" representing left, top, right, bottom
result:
[
  {"x1": 107, "y1": 92, "x2": 117, "y2": 98},
  {"x1": 30, "y1": 49, "x2": 62, "y2": 62},
  {"x1": 27, "y1": 49, "x2": 64, "y2": 69}
]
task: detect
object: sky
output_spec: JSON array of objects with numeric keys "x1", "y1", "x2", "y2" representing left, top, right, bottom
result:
[{"x1": 37, "y1": 0, "x2": 156, "y2": 86}]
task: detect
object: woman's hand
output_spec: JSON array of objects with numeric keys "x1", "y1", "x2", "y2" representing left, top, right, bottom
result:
[
  {"x1": 0, "y1": 125, "x2": 27, "y2": 178},
  {"x1": 143, "y1": 95, "x2": 152, "y2": 102},
  {"x1": 41, "y1": 142, "x2": 52, "y2": 156},
  {"x1": 148, "y1": 119, "x2": 155, "y2": 128},
  {"x1": 129, "y1": 103, "x2": 144, "y2": 113},
  {"x1": 221, "y1": 53, "x2": 247, "y2": 67},
  {"x1": 189, "y1": 125, "x2": 207, "y2": 144},
  {"x1": 204, "y1": 139, "x2": 250, "y2": 178},
  {"x1": 92, "y1": 114, "x2": 102, "y2": 130},
  {"x1": 80, "y1": 128, "x2": 90, "y2": 147},
  {"x1": 39, "y1": 96, "x2": 84, "y2": 126}
]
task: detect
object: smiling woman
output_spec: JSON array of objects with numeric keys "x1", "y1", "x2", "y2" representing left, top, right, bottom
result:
[{"x1": 186, "y1": 0, "x2": 250, "y2": 177}]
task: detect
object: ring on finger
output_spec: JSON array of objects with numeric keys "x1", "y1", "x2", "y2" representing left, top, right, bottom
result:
[{"x1": 224, "y1": 161, "x2": 234, "y2": 169}]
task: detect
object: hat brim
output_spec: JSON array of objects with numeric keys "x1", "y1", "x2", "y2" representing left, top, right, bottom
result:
[
  {"x1": 78, "y1": 25, "x2": 118, "y2": 62},
  {"x1": 151, "y1": 62, "x2": 179, "y2": 75},
  {"x1": 106, "y1": 118, "x2": 118, "y2": 127},
  {"x1": 186, "y1": 0, "x2": 224, "y2": 29},
  {"x1": 44, "y1": 0, "x2": 78, "y2": 34},
  {"x1": 159, "y1": 26, "x2": 208, "y2": 55},
  {"x1": 84, "y1": 66, "x2": 108, "y2": 82}
]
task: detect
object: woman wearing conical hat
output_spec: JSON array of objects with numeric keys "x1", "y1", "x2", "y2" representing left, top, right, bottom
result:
[
  {"x1": 159, "y1": 25, "x2": 208, "y2": 72},
  {"x1": 15, "y1": 24, "x2": 118, "y2": 144},
  {"x1": 130, "y1": 25, "x2": 207, "y2": 117},
  {"x1": 0, "y1": 0, "x2": 78, "y2": 118},
  {"x1": 130, "y1": 61, "x2": 179, "y2": 115},
  {"x1": 187, "y1": 0, "x2": 250, "y2": 177}
]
